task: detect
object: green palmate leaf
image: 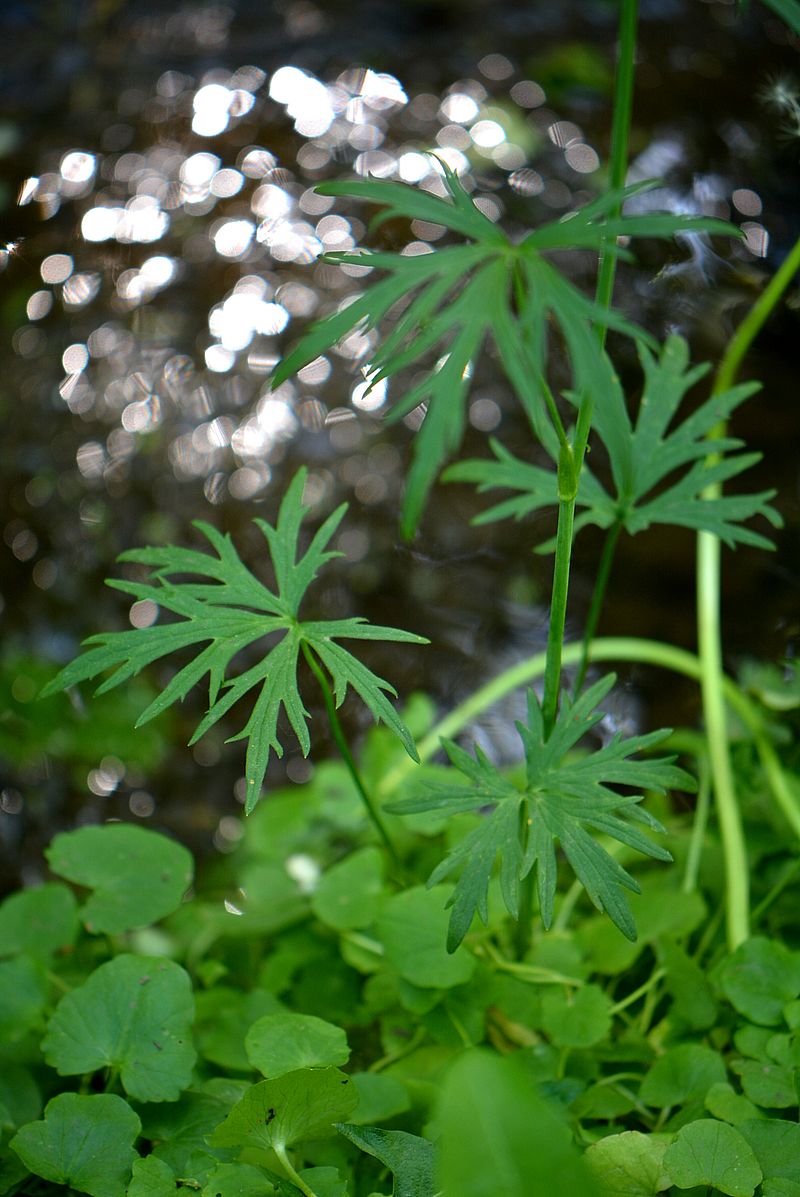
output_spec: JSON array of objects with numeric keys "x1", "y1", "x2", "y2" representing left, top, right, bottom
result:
[
  {"x1": 663, "y1": 1119, "x2": 762, "y2": 1197},
  {"x1": 42, "y1": 954, "x2": 196, "y2": 1102},
  {"x1": 128, "y1": 1156, "x2": 179, "y2": 1197},
  {"x1": 640, "y1": 1044, "x2": 727, "y2": 1109},
  {"x1": 9, "y1": 1093, "x2": 140, "y2": 1197},
  {"x1": 436, "y1": 1049, "x2": 597, "y2": 1197},
  {"x1": 311, "y1": 846, "x2": 386, "y2": 931},
  {"x1": 211, "y1": 1069, "x2": 358, "y2": 1154},
  {"x1": 45, "y1": 824, "x2": 192, "y2": 935},
  {"x1": 584, "y1": 1131, "x2": 672, "y2": 1197},
  {"x1": 540, "y1": 983, "x2": 612, "y2": 1048},
  {"x1": 273, "y1": 167, "x2": 740, "y2": 535},
  {"x1": 140, "y1": 1080, "x2": 248, "y2": 1184},
  {"x1": 201, "y1": 1163, "x2": 276, "y2": 1197},
  {"x1": 449, "y1": 335, "x2": 780, "y2": 551},
  {"x1": 245, "y1": 1013, "x2": 350, "y2": 1079},
  {"x1": 739, "y1": 1119, "x2": 800, "y2": 1185},
  {"x1": 389, "y1": 674, "x2": 692, "y2": 950},
  {"x1": 42, "y1": 468, "x2": 425, "y2": 813},
  {"x1": 719, "y1": 937, "x2": 800, "y2": 1025},
  {"x1": 0, "y1": 956, "x2": 47, "y2": 1046},
  {"x1": 0, "y1": 882, "x2": 78, "y2": 960},
  {"x1": 336, "y1": 1124, "x2": 436, "y2": 1197},
  {"x1": 376, "y1": 885, "x2": 477, "y2": 986}
]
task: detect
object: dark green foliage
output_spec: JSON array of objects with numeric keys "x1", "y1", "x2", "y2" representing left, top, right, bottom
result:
[
  {"x1": 273, "y1": 169, "x2": 740, "y2": 536},
  {"x1": 388, "y1": 674, "x2": 693, "y2": 950},
  {"x1": 448, "y1": 335, "x2": 781, "y2": 550}
]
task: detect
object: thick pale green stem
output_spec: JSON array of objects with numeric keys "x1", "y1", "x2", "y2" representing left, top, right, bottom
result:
[
  {"x1": 301, "y1": 642, "x2": 400, "y2": 867},
  {"x1": 696, "y1": 233, "x2": 800, "y2": 949},
  {"x1": 274, "y1": 1143, "x2": 319, "y2": 1197}
]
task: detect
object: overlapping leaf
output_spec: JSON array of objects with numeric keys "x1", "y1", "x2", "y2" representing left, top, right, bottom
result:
[
  {"x1": 273, "y1": 164, "x2": 741, "y2": 535},
  {"x1": 448, "y1": 335, "x2": 781, "y2": 549},
  {"x1": 42, "y1": 469, "x2": 426, "y2": 813},
  {"x1": 388, "y1": 674, "x2": 694, "y2": 950}
]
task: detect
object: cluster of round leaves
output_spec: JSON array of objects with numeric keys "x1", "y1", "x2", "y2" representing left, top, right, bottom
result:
[{"x1": 3, "y1": 764, "x2": 800, "y2": 1197}]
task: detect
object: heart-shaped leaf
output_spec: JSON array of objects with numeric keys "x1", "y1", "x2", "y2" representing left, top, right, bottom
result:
[
  {"x1": 46, "y1": 824, "x2": 192, "y2": 935},
  {"x1": 663, "y1": 1119, "x2": 762, "y2": 1197},
  {"x1": 211, "y1": 1069, "x2": 358, "y2": 1154},
  {"x1": 0, "y1": 883, "x2": 78, "y2": 960},
  {"x1": 43, "y1": 954, "x2": 196, "y2": 1102},
  {"x1": 9, "y1": 1093, "x2": 140, "y2": 1197},
  {"x1": 245, "y1": 1013, "x2": 349, "y2": 1079}
]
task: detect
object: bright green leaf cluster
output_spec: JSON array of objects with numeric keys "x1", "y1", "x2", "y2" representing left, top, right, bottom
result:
[
  {"x1": 42, "y1": 468, "x2": 426, "y2": 812},
  {"x1": 448, "y1": 334, "x2": 781, "y2": 550},
  {"x1": 389, "y1": 674, "x2": 694, "y2": 950},
  {"x1": 274, "y1": 167, "x2": 740, "y2": 536}
]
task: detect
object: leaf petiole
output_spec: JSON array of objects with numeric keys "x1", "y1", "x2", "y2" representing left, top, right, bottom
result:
[{"x1": 300, "y1": 641, "x2": 402, "y2": 868}]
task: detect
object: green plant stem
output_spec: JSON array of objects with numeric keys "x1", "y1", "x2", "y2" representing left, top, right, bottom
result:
[
  {"x1": 574, "y1": 520, "x2": 622, "y2": 694},
  {"x1": 573, "y1": 0, "x2": 639, "y2": 681},
  {"x1": 696, "y1": 233, "x2": 800, "y2": 949},
  {"x1": 697, "y1": 533, "x2": 749, "y2": 949},
  {"x1": 274, "y1": 1143, "x2": 319, "y2": 1197},
  {"x1": 682, "y1": 755, "x2": 710, "y2": 895},
  {"x1": 608, "y1": 968, "x2": 665, "y2": 1016},
  {"x1": 541, "y1": 494, "x2": 577, "y2": 737},
  {"x1": 301, "y1": 642, "x2": 400, "y2": 867}
]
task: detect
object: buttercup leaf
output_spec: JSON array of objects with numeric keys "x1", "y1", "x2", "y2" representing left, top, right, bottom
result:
[
  {"x1": 274, "y1": 170, "x2": 740, "y2": 535},
  {"x1": 42, "y1": 468, "x2": 425, "y2": 813},
  {"x1": 389, "y1": 674, "x2": 693, "y2": 950}
]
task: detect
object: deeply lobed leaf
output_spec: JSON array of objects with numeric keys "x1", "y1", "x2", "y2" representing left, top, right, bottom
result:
[
  {"x1": 274, "y1": 169, "x2": 742, "y2": 536},
  {"x1": 450, "y1": 334, "x2": 781, "y2": 551},
  {"x1": 389, "y1": 673, "x2": 694, "y2": 950},
  {"x1": 43, "y1": 468, "x2": 426, "y2": 813}
]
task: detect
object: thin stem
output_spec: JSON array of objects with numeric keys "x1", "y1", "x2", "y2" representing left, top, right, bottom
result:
[
  {"x1": 695, "y1": 233, "x2": 800, "y2": 949},
  {"x1": 575, "y1": 519, "x2": 622, "y2": 694},
  {"x1": 541, "y1": 493, "x2": 576, "y2": 737},
  {"x1": 714, "y1": 234, "x2": 800, "y2": 396},
  {"x1": 608, "y1": 968, "x2": 666, "y2": 1016},
  {"x1": 594, "y1": 0, "x2": 639, "y2": 328},
  {"x1": 682, "y1": 755, "x2": 711, "y2": 895},
  {"x1": 301, "y1": 642, "x2": 400, "y2": 867},
  {"x1": 274, "y1": 1143, "x2": 319, "y2": 1197}
]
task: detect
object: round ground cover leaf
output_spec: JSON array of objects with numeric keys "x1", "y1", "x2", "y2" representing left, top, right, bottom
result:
[
  {"x1": 9, "y1": 1092, "x2": 140, "y2": 1197},
  {"x1": 584, "y1": 1131, "x2": 671, "y2": 1196},
  {"x1": 718, "y1": 937, "x2": 800, "y2": 1026},
  {"x1": 436, "y1": 1049, "x2": 598, "y2": 1197},
  {"x1": 201, "y1": 1162, "x2": 275, "y2": 1196},
  {"x1": 376, "y1": 886, "x2": 476, "y2": 988},
  {"x1": 704, "y1": 1082, "x2": 761, "y2": 1127},
  {"x1": 311, "y1": 847, "x2": 386, "y2": 931},
  {"x1": 349, "y1": 1072, "x2": 411, "y2": 1124},
  {"x1": 762, "y1": 1182, "x2": 800, "y2": 1197},
  {"x1": 211, "y1": 1069, "x2": 358, "y2": 1154},
  {"x1": 139, "y1": 1079, "x2": 248, "y2": 1184},
  {"x1": 730, "y1": 1059, "x2": 797, "y2": 1108},
  {"x1": 739, "y1": 1119, "x2": 800, "y2": 1185},
  {"x1": 663, "y1": 1119, "x2": 762, "y2": 1197},
  {"x1": 0, "y1": 956, "x2": 47, "y2": 1044},
  {"x1": 245, "y1": 1013, "x2": 349, "y2": 1078},
  {"x1": 0, "y1": 883, "x2": 78, "y2": 960},
  {"x1": 46, "y1": 824, "x2": 193, "y2": 935},
  {"x1": 541, "y1": 983, "x2": 612, "y2": 1048},
  {"x1": 43, "y1": 953, "x2": 196, "y2": 1102},
  {"x1": 640, "y1": 1044, "x2": 727, "y2": 1109},
  {"x1": 128, "y1": 1155, "x2": 178, "y2": 1197}
]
